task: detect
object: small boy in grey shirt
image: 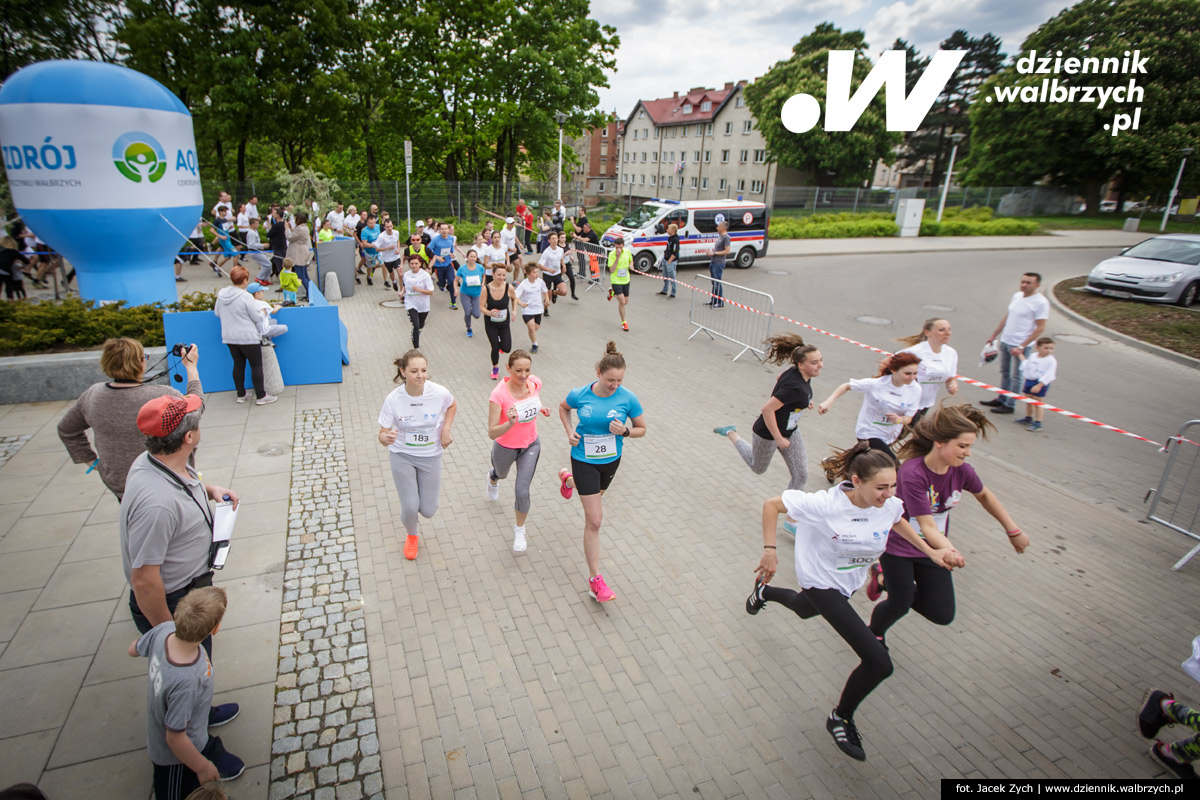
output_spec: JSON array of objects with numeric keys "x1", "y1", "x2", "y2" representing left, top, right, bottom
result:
[{"x1": 130, "y1": 586, "x2": 244, "y2": 799}]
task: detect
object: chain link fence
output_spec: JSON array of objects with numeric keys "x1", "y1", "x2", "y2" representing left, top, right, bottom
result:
[{"x1": 771, "y1": 185, "x2": 1084, "y2": 217}]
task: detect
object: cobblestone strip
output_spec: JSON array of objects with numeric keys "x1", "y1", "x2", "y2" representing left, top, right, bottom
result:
[
  {"x1": 0, "y1": 435, "x2": 32, "y2": 469},
  {"x1": 269, "y1": 408, "x2": 383, "y2": 800}
]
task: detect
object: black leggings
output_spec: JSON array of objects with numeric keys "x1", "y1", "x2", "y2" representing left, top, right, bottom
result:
[
  {"x1": 869, "y1": 552, "x2": 955, "y2": 638},
  {"x1": 565, "y1": 267, "x2": 577, "y2": 297},
  {"x1": 408, "y1": 309, "x2": 429, "y2": 347},
  {"x1": 227, "y1": 343, "x2": 265, "y2": 399},
  {"x1": 762, "y1": 585, "x2": 892, "y2": 719},
  {"x1": 484, "y1": 319, "x2": 511, "y2": 366}
]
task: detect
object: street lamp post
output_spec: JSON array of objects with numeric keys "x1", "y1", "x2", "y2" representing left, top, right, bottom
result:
[
  {"x1": 554, "y1": 112, "x2": 567, "y2": 207},
  {"x1": 1160, "y1": 147, "x2": 1194, "y2": 232},
  {"x1": 936, "y1": 132, "x2": 966, "y2": 223}
]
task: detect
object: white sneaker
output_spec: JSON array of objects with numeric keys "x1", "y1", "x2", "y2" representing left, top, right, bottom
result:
[
  {"x1": 513, "y1": 526, "x2": 527, "y2": 553},
  {"x1": 485, "y1": 473, "x2": 499, "y2": 501},
  {"x1": 236, "y1": 395, "x2": 248, "y2": 404},
  {"x1": 255, "y1": 394, "x2": 279, "y2": 405}
]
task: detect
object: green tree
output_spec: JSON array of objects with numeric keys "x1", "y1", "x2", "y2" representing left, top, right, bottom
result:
[
  {"x1": 744, "y1": 23, "x2": 901, "y2": 186},
  {"x1": 0, "y1": 0, "x2": 119, "y2": 81},
  {"x1": 965, "y1": 0, "x2": 1200, "y2": 213}
]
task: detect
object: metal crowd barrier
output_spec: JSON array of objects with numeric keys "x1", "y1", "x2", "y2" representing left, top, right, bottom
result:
[
  {"x1": 568, "y1": 238, "x2": 610, "y2": 294},
  {"x1": 1144, "y1": 420, "x2": 1200, "y2": 570},
  {"x1": 687, "y1": 274, "x2": 774, "y2": 362}
]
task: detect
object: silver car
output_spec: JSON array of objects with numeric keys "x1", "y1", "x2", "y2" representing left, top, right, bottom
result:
[{"x1": 1085, "y1": 234, "x2": 1200, "y2": 306}]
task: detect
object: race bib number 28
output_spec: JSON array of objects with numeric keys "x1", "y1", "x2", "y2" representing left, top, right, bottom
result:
[{"x1": 583, "y1": 433, "x2": 616, "y2": 459}]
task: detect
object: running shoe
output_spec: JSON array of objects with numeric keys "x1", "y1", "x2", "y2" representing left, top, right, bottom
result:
[
  {"x1": 208, "y1": 703, "x2": 240, "y2": 727},
  {"x1": 1028, "y1": 422, "x2": 1043, "y2": 432},
  {"x1": 826, "y1": 711, "x2": 866, "y2": 761},
  {"x1": 491, "y1": 366, "x2": 500, "y2": 380},
  {"x1": 607, "y1": 288, "x2": 613, "y2": 301},
  {"x1": 207, "y1": 735, "x2": 245, "y2": 781},
  {"x1": 486, "y1": 473, "x2": 499, "y2": 502},
  {"x1": 745, "y1": 578, "x2": 766, "y2": 615},
  {"x1": 865, "y1": 562, "x2": 885, "y2": 602},
  {"x1": 990, "y1": 405, "x2": 1014, "y2": 415},
  {"x1": 513, "y1": 526, "x2": 527, "y2": 553},
  {"x1": 531, "y1": 343, "x2": 539, "y2": 353},
  {"x1": 450, "y1": 303, "x2": 457, "y2": 310},
  {"x1": 384, "y1": 280, "x2": 392, "y2": 289},
  {"x1": 558, "y1": 468, "x2": 573, "y2": 499},
  {"x1": 466, "y1": 329, "x2": 473, "y2": 338},
  {"x1": 1149, "y1": 741, "x2": 1197, "y2": 779},
  {"x1": 255, "y1": 394, "x2": 279, "y2": 405},
  {"x1": 367, "y1": 276, "x2": 373, "y2": 286},
  {"x1": 588, "y1": 574, "x2": 615, "y2": 603},
  {"x1": 621, "y1": 320, "x2": 629, "y2": 332},
  {"x1": 404, "y1": 534, "x2": 419, "y2": 560},
  {"x1": 1014, "y1": 416, "x2": 1034, "y2": 424},
  {"x1": 236, "y1": 395, "x2": 248, "y2": 404},
  {"x1": 543, "y1": 309, "x2": 549, "y2": 317},
  {"x1": 1138, "y1": 689, "x2": 1175, "y2": 739},
  {"x1": 713, "y1": 425, "x2": 736, "y2": 436}
]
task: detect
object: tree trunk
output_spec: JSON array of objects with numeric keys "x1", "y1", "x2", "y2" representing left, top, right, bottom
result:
[
  {"x1": 214, "y1": 139, "x2": 229, "y2": 183},
  {"x1": 506, "y1": 130, "x2": 519, "y2": 206},
  {"x1": 363, "y1": 120, "x2": 379, "y2": 206},
  {"x1": 1082, "y1": 181, "x2": 1103, "y2": 218},
  {"x1": 236, "y1": 139, "x2": 247, "y2": 183}
]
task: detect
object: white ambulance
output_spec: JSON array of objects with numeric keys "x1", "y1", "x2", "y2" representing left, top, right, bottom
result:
[{"x1": 600, "y1": 198, "x2": 769, "y2": 273}]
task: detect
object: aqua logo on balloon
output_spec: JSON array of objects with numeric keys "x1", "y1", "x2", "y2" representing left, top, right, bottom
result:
[{"x1": 112, "y1": 132, "x2": 167, "y2": 183}]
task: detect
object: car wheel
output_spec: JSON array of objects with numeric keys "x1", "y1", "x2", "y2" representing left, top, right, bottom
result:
[
  {"x1": 735, "y1": 246, "x2": 756, "y2": 269},
  {"x1": 1178, "y1": 281, "x2": 1200, "y2": 307},
  {"x1": 633, "y1": 251, "x2": 658, "y2": 274}
]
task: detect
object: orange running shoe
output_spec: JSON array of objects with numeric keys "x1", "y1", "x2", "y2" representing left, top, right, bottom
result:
[{"x1": 404, "y1": 534, "x2": 419, "y2": 560}]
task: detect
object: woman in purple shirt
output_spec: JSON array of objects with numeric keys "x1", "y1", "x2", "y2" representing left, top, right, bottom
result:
[{"x1": 866, "y1": 403, "x2": 1030, "y2": 643}]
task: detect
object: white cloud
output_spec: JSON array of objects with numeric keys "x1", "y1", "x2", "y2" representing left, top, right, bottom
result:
[{"x1": 864, "y1": 0, "x2": 984, "y2": 52}]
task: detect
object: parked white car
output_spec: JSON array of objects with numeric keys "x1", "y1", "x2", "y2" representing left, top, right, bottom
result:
[{"x1": 1085, "y1": 234, "x2": 1200, "y2": 306}]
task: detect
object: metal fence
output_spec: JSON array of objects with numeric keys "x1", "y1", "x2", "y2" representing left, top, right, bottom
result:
[
  {"x1": 1144, "y1": 421, "x2": 1200, "y2": 570},
  {"x1": 770, "y1": 185, "x2": 1083, "y2": 218},
  {"x1": 687, "y1": 274, "x2": 774, "y2": 362},
  {"x1": 569, "y1": 239, "x2": 610, "y2": 294}
]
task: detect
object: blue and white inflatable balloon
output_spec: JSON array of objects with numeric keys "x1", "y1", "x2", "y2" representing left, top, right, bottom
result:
[{"x1": 0, "y1": 60, "x2": 202, "y2": 306}]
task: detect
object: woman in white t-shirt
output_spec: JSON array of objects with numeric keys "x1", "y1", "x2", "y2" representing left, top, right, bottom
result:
[
  {"x1": 536, "y1": 232, "x2": 576, "y2": 314},
  {"x1": 400, "y1": 254, "x2": 436, "y2": 348},
  {"x1": 896, "y1": 318, "x2": 958, "y2": 425},
  {"x1": 513, "y1": 264, "x2": 550, "y2": 354},
  {"x1": 746, "y1": 445, "x2": 958, "y2": 762},
  {"x1": 817, "y1": 352, "x2": 922, "y2": 480},
  {"x1": 377, "y1": 349, "x2": 457, "y2": 562},
  {"x1": 482, "y1": 231, "x2": 507, "y2": 278}
]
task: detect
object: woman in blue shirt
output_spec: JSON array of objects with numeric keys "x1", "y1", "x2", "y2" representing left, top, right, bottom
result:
[{"x1": 557, "y1": 342, "x2": 647, "y2": 603}]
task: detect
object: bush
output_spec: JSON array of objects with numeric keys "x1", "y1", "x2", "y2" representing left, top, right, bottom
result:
[
  {"x1": 0, "y1": 291, "x2": 217, "y2": 357},
  {"x1": 770, "y1": 212, "x2": 897, "y2": 239},
  {"x1": 920, "y1": 217, "x2": 1039, "y2": 236}
]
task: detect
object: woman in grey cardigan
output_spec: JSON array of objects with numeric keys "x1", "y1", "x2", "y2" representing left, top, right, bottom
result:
[
  {"x1": 214, "y1": 265, "x2": 277, "y2": 405},
  {"x1": 286, "y1": 211, "x2": 314, "y2": 298},
  {"x1": 57, "y1": 338, "x2": 203, "y2": 499}
]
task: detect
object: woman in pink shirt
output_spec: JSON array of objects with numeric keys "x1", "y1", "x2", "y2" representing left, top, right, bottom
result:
[{"x1": 486, "y1": 350, "x2": 552, "y2": 553}]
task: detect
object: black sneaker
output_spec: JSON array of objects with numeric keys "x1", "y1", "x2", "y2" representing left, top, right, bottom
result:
[
  {"x1": 990, "y1": 405, "x2": 1014, "y2": 414},
  {"x1": 826, "y1": 711, "x2": 866, "y2": 761},
  {"x1": 979, "y1": 398, "x2": 1003, "y2": 407},
  {"x1": 1149, "y1": 741, "x2": 1197, "y2": 779},
  {"x1": 1138, "y1": 689, "x2": 1174, "y2": 739},
  {"x1": 208, "y1": 703, "x2": 240, "y2": 728},
  {"x1": 745, "y1": 578, "x2": 766, "y2": 615},
  {"x1": 207, "y1": 735, "x2": 246, "y2": 781},
  {"x1": 367, "y1": 276, "x2": 373, "y2": 286}
]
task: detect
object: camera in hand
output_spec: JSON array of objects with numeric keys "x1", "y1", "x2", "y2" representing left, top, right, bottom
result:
[{"x1": 171, "y1": 343, "x2": 194, "y2": 357}]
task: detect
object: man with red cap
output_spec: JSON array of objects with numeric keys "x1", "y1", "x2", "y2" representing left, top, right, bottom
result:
[{"x1": 120, "y1": 395, "x2": 241, "y2": 732}]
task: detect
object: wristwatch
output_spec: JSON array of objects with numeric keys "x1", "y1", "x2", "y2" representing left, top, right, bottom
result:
[{"x1": 622, "y1": 427, "x2": 631, "y2": 437}]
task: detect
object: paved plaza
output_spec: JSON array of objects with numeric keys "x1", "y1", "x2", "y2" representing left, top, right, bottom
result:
[{"x1": 2, "y1": 234, "x2": 1199, "y2": 799}]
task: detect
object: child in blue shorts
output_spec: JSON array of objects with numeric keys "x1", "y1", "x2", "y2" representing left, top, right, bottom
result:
[{"x1": 1015, "y1": 336, "x2": 1056, "y2": 432}]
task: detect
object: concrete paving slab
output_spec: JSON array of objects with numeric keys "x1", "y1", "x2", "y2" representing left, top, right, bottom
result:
[
  {"x1": 0, "y1": 729, "x2": 57, "y2": 788},
  {"x1": 0, "y1": 656, "x2": 90, "y2": 737},
  {"x1": 23, "y1": 479, "x2": 105, "y2": 516},
  {"x1": 0, "y1": 502, "x2": 26, "y2": 537},
  {"x1": 37, "y1": 747, "x2": 152, "y2": 800},
  {"x1": 212, "y1": 680, "x2": 275, "y2": 772},
  {"x1": 32, "y1": 555, "x2": 126, "y2": 611},
  {"x1": 62, "y1": 522, "x2": 120, "y2": 564},
  {"x1": 218, "y1": 530, "x2": 286, "y2": 580},
  {"x1": 0, "y1": 509, "x2": 89, "y2": 554},
  {"x1": 210, "y1": 619, "x2": 278, "y2": 690},
  {"x1": 84, "y1": 618, "x2": 146, "y2": 686},
  {"x1": 47, "y1": 673, "x2": 145, "y2": 769},
  {"x1": 218, "y1": 572, "x2": 283, "y2": 631},
  {"x1": 0, "y1": 448, "x2": 68, "y2": 478},
  {"x1": 0, "y1": 588, "x2": 40, "y2": 643},
  {"x1": 0, "y1": 599, "x2": 115, "y2": 670},
  {"x1": 0, "y1": 546, "x2": 67, "y2": 593}
]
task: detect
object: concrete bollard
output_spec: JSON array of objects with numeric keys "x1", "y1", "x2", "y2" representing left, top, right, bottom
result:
[
  {"x1": 261, "y1": 344, "x2": 286, "y2": 396},
  {"x1": 323, "y1": 271, "x2": 342, "y2": 302}
]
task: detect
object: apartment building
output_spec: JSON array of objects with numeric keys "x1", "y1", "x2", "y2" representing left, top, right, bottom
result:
[
  {"x1": 617, "y1": 82, "x2": 804, "y2": 204},
  {"x1": 560, "y1": 115, "x2": 623, "y2": 207}
]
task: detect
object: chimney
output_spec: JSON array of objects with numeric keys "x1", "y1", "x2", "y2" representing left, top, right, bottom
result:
[
  {"x1": 673, "y1": 91, "x2": 678, "y2": 98},
  {"x1": 724, "y1": 82, "x2": 733, "y2": 91}
]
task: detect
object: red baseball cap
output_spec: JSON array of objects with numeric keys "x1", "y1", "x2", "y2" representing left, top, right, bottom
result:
[{"x1": 137, "y1": 395, "x2": 203, "y2": 437}]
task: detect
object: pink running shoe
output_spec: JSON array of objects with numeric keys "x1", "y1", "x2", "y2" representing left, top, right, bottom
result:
[
  {"x1": 865, "y1": 562, "x2": 885, "y2": 602},
  {"x1": 589, "y1": 575, "x2": 616, "y2": 603},
  {"x1": 558, "y1": 468, "x2": 574, "y2": 499}
]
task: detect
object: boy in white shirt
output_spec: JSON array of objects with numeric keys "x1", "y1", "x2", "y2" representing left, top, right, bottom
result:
[{"x1": 1015, "y1": 337, "x2": 1057, "y2": 432}]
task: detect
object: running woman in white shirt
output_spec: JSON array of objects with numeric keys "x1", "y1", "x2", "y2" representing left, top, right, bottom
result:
[
  {"x1": 513, "y1": 264, "x2": 549, "y2": 354},
  {"x1": 400, "y1": 255, "x2": 436, "y2": 348},
  {"x1": 482, "y1": 231, "x2": 507, "y2": 278},
  {"x1": 377, "y1": 349, "x2": 457, "y2": 561},
  {"x1": 486, "y1": 350, "x2": 552, "y2": 553},
  {"x1": 746, "y1": 445, "x2": 959, "y2": 761},
  {"x1": 536, "y1": 232, "x2": 576, "y2": 315},
  {"x1": 817, "y1": 352, "x2": 922, "y2": 480},
  {"x1": 896, "y1": 318, "x2": 958, "y2": 427}
]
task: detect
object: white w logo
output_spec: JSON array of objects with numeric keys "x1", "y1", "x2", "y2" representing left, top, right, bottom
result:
[{"x1": 781, "y1": 50, "x2": 967, "y2": 133}]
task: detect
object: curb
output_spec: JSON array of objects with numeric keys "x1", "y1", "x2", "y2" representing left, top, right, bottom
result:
[{"x1": 1049, "y1": 284, "x2": 1200, "y2": 371}]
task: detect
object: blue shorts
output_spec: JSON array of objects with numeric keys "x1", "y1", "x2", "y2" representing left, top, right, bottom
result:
[{"x1": 1023, "y1": 379, "x2": 1048, "y2": 398}]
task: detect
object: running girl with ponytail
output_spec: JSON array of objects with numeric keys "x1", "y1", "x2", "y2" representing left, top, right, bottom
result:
[
  {"x1": 713, "y1": 334, "x2": 822, "y2": 526},
  {"x1": 486, "y1": 350, "x2": 551, "y2": 553},
  {"x1": 896, "y1": 318, "x2": 959, "y2": 426},
  {"x1": 745, "y1": 444, "x2": 960, "y2": 762},
  {"x1": 483, "y1": 264, "x2": 515, "y2": 380},
  {"x1": 864, "y1": 403, "x2": 1028, "y2": 632},
  {"x1": 558, "y1": 342, "x2": 646, "y2": 603}
]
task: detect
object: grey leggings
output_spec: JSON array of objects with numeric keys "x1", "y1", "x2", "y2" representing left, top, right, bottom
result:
[
  {"x1": 388, "y1": 449, "x2": 442, "y2": 536},
  {"x1": 735, "y1": 431, "x2": 809, "y2": 491},
  {"x1": 489, "y1": 437, "x2": 541, "y2": 514},
  {"x1": 461, "y1": 293, "x2": 482, "y2": 329}
]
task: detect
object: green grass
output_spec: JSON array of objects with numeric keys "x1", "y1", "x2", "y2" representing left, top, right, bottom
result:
[
  {"x1": 1030, "y1": 215, "x2": 1200, "y2": 234},
  {"x1": 1054, "y1": 277, "x2": 1200, "y2": 359}
]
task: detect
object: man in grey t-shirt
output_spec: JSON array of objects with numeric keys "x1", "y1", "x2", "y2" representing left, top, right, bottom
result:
[{"x1": 706, "y1": 219, "x2": 731, "y2": 308}]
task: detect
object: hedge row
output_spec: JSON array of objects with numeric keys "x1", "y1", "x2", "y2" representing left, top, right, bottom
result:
[
  {"x1": 766, "y1": 206, "x2": 1040, "y2": 239},
  {"x1": 0, "y1": 292, "x2": 216, "y2": 357}
]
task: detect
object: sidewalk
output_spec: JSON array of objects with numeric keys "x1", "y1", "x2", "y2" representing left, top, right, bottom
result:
[
  {"x1": 2, "y1": 255, "x2": 1200, "y2": 798},
  {"x1": 765, "y1": 228, "x2": 1148, "y2": 258}
]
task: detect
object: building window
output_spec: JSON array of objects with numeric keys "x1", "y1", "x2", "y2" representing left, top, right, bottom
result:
[
  {"x1": 633, "y1": 129, "x2": 638, "y2": 140},
  {"x1": 669, "y1": 151, "x2": 675, "y2": 162},
  {"x1": 704, "y1": 150, "x2": 711, "y2": 163},
  {"x1": 701, "y1": 100, "x2": 712, "y2": 112},
  {"x1": 743, "y1": 120, "x2": 753, "y2": 134},
  {"x1": 601, "y1": 142, "x2": 608, "y2": 155},
  {"x1": 706, "y1": 123, "x2": 714, "y2": 135},
  {"x1": 721, "y1": 149, "x2": 729, "y2": 163},
  {"x1": 693, "y1": 151, "x2": 700, "y2": 162},
  {"x1": 701, "y1": 178, "x2": 709, "y2": 190},
  {"x1": 640, "y1": 174, "x2": 645, "y2": 185},
  {"x1": 736, "y1": 95, "x2": 744, "y2": 108},
  {"x1": 641, "y1": 152, "x2": 647, "y2": 162},
  {"x1": 650, "y1": 175, "x2": 656, "y2": 186},
  {"x1": 621, "y1": 174, "x2": 627, "y2": 184},
  {"x1": 652, "y1": 152, "x2": 658, "y2": 162},
  {"x1": 737, "y1": 179, "x2": 746, "y2": 191},
  {"x1": 643, "y1": 128, "x2": 649, "y2": 139},
  {"x1": 671, "y1": 127, "x2": 677, "y2": 138},
  {"x1": 754, "y1": 149, "x2": 766, "y2": 163},
  {"x1": 719, "y1": 178, "x2": 727, "y2": 191},
  {"x1": 602, "y1": 128, "x2": 608, "y2": 138},
  {"x1": 724, "y1": 122, "x2": 733, "y2": 135},
  {"x1": 696, "y1": 124, "x2": 705, "y2": 136},
  {"x1": 639, "y1": 109, "x2": 645, "y2": 118},
  {"x1": 600, "y1": 157, "x2": 606, "y2": 163},
  {"x1": 654, "y1": 128, "x2": 660, "y2": 139},
  {"x1": 751, "y1": 179, "x2": 764, "y2": 193},
  {"x1": 691, "y1": 177, "x2": 698, "y2": 188},
  {"x1": 681, "y1": 126, "x2": 688, "y2": 138},
  {"x1": 739, "y1": 150, "x2": 748, "y2": 163},
  {"x1": 683, "y1": 103, "x2": 693, "y2": 114}
]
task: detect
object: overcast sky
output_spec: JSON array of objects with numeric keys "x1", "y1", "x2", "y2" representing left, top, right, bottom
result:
[{"x1": 592, "y1": 0, "x2": 1080, "y2": 118}]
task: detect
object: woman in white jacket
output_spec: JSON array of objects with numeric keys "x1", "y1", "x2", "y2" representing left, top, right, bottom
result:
[{"x1": 214, "y1": 266, "x2": 278, "y2": 405}]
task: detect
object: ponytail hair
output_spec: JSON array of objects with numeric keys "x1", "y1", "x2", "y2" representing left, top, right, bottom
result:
[
  {"x1": 822, "y1": 441, "x2": 898, "y2": 484},
  {"x1": 762, "y1": 333, "x2": 817, "y2": 367},
  {"x1": 597, "y1": 341, "x2": 625, "y2": 373},
  {"x1": 896, "y1": 402, "x2": 994, "y2": 461},
  {"x1": 878, "y1": 351, "x2": 921, "y2": 377},
  {"x1": 392, "y1": 349, "x2": 426, "y2": 383},
  {"x1": 895, "y1": 318, "x2": 947, "y2": 348}
]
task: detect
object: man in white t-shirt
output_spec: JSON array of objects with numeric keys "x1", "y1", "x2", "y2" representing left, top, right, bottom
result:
[
  {"x1": 246, "y1": 196, "x2": 259, "y2": 220},
  {"x1": 983, "y1": 272, "x2": 1050, "y2": 413},
  {"x1": 326, "y1": 203, "x2": 345, "y2": 234},
  {"x1": 210, "y1": 191, "x2": 232, "y2": 220},
  {"x1": 500, "y1": 217, "x2": 525, "y2": 264}
]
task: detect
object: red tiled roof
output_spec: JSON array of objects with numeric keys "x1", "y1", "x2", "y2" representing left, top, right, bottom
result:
[{"x1": 627, "y1": 82, "x2": 746, "y2": 128}]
